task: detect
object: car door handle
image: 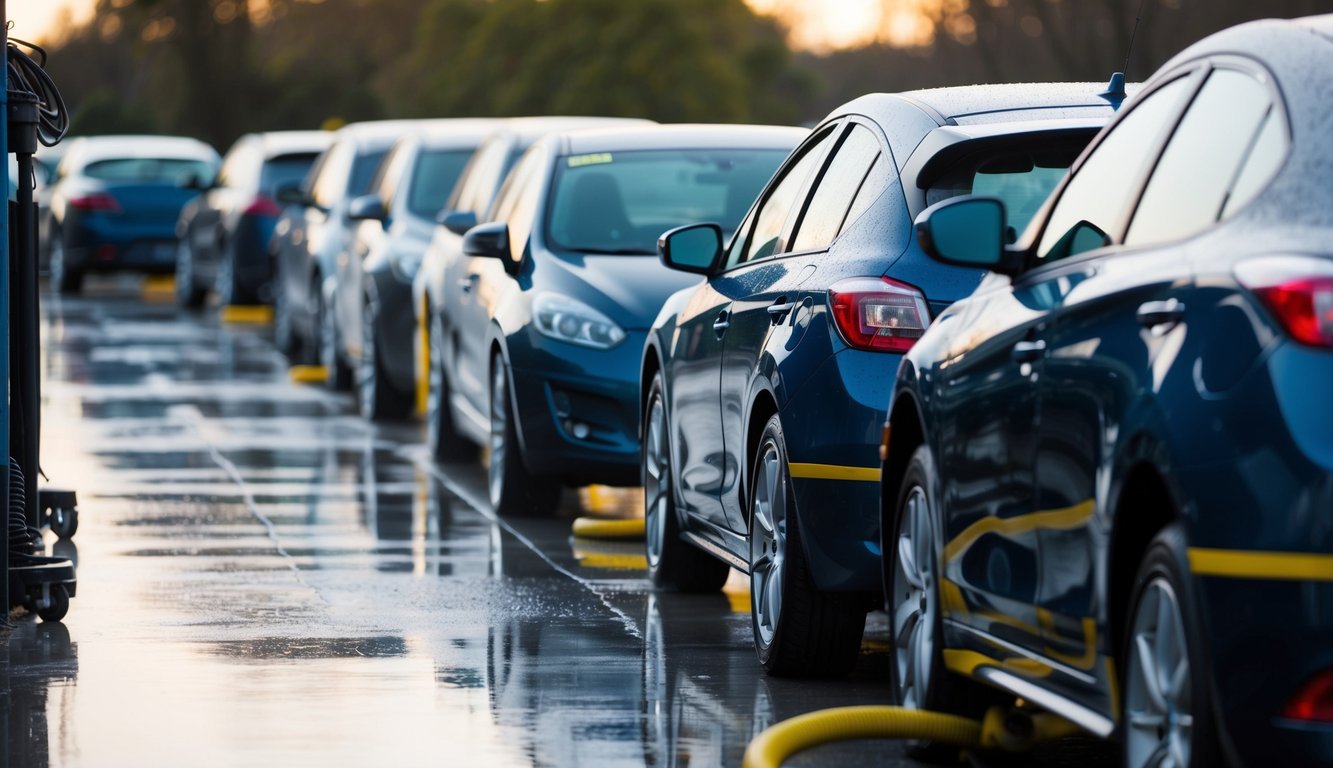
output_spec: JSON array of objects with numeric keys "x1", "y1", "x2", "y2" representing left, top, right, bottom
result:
[
  {"x1": 712, "y1": 311, "x2": 730, "y2": 335},
  {"x1": 1011, "y1": 339, "x2": 1046, "y2": 363},
  {"x1": 1136, "y1": 299, "x2": 1185, "y2": 329},
  {"x1": 766, "y1": 300, "x2": 794, "y2": 324}
]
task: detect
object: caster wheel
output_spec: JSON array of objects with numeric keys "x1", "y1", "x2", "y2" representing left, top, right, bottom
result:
[
  {"x1": 50, "y1": 507, "x2": 78, "y2": 539},
  {"x1": 37, "y1": 584, "x2": 70, "y2": 623}
]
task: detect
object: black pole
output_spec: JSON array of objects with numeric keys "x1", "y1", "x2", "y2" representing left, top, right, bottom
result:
[
  {"x1": 1, "y1": 0, "x2": 12, "y2": 618},
  {"x1": 8, "y1": 90, "x2": 39, "y2": 519}
]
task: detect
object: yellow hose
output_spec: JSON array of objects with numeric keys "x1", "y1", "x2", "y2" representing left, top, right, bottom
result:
[
  {"x1": 570, "y1": 517, "x2": 646, "y2": 540},
  {"x1": 743, "y1": 704, "x2": 1084, "y2": 768},
  {"x1": 744, "y1": 706, "x2": 980, "y2": 768}
]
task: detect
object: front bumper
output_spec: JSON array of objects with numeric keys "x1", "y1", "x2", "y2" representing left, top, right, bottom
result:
[{"x1": 507, "y1": 329, "x2": 646, "y2": 487}]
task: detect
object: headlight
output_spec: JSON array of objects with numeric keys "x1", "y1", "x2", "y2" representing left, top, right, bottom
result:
[{"x1": 533, "y1": 293, "x2": 626, "y2": 349}]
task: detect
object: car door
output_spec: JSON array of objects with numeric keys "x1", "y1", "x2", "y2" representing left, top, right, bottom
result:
[
  {"x1": 1032, "y1": 65, "x2": 1281, "y2": 692},
  {"x1": 934, "y1": 75, "x2": 1202, "y2": 651},
  {"x1": 670, "y1": 125, "x2": 837, "y2": 532},
  {"x1": 194, "y1": 140, "x2": 250, "y2": 273},
  {"x1": 341, "y1": 141, "x2": 409, "y2": 361}
]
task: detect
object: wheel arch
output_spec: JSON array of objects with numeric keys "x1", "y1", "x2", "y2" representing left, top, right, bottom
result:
[
  {"x1": 744, "y1": 388, "x2": 781, "y2": 530},
  {"x1": 639, "y1": 343, "x2": 662, "y2": 443},
  {"x1": 1106, "y1": 459, "x2": 1180, "y2": 658}
]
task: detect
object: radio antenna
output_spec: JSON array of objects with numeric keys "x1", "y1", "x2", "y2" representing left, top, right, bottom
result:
[{"x1": 1123, "y1": 0, "x2": 1148, "y2": 78}]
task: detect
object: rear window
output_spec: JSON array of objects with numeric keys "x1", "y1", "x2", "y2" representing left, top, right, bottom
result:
[
  {"x1": 925, "y1": 138, "x2": 1088, "y2": 239},
  {"x1": 546, "y1": 148, "x2": 790, "y2": 254},
  {"x1": 260, "y1": 152, "x2": 321, "y2": 196},
  {"x1": 83, "y1": 158, "x2": 214, "y2": 185},
  {"x1": 407, "y1": 149, "x2": 473, "y2": 218}
]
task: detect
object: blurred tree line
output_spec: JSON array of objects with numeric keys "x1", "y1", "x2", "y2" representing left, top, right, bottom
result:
[{"x1": 43, "y1": 0, "x2": 1333, "y2": 151}]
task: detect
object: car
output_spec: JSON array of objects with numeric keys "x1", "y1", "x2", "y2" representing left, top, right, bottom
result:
[
  {"x1": 645, "y1": 84, "x2": 1128, "y2": 678},
  {"x1": 432, "y1": 124, "x2": 802, "y2": 518},
  {"x1": 174, "y1": 130, "x2": 332, "y2": 308},
  {"x1": 885, "y1": 15, "x2": 1333, "y2": 768},
  {"x1": 416, "y1": 117, "x2": 654, "y2": 456},
  {"x1": 44, "y1": 135, "x2": 220, "y2": 294},
  {"x1": 334, "y1": 120, "x2": 502, "y2": 420},
  {"x1": 270, "y1": 119, "x2": 433, "y2": 373}
]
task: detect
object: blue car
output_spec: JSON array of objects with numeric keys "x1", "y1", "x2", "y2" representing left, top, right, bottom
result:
[
  {"x1": 45, "y1": 135, "x2": 220, "y2": 294},
  {"x1": 888, "y1": 16, "x2": 1333, "y2": 768},
  {"x1": 435, "y1": 124, "x2": 802, "y2": 518},
  {"x1": 646, "y1": 85, "x2": 1124, "y2": 677}
]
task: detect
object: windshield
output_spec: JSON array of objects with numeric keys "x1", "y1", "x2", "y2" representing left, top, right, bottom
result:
[
  {"x1": 546, "y1": 148, "x2": 789, "y2": 254},
  {"x1": 84, "y1": 157, "x2": 215, "y2": 185},
  {"x1": 407, "y1": 149, "x2": 473, "y2": 218},
  {"x1": 260, "y1": 152, "x2": 321, "y2": 197},
  {"x1": 349, "y1": 148, "x2": 389, "y2": 197}
]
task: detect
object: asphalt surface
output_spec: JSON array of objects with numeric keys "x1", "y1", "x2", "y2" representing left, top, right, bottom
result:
[{"x1": 3, "y1": 277, "x2": 1120, "y2": 767}]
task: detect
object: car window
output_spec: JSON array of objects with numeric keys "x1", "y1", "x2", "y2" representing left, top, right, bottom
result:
[
  {"x1": 728, "y1": 125, "x2": 836, "y2": 268},
  {"x1": 349, "y1": 147, "x2": 390, "y2": 198},
  {"x1": 927, "y1": 139, "x2": 1089, "y2": 240},
  {"x1": 1125, "y1": 68, "x2": 1275, "y2": 247},
  {"x1": 310, "y1": 140, "x2": 353, "y2": 209},
  {"x1": 83, "y1": 157, "x2": 216, "y2": 184},
  {"x1": 546, "y1": 148, "x2": 789, "y2": 254},
  {"x1": 259, "y1": 152, "x2": 321, "y2": 197},
  {"x1": 1220, "y1": 107, "x2": 1288, "y2": 219},
  {"x1": 407, "y1": 149, "x2": 473, "y2": 219},
  {"x1": 451, "y1": 140, "x2": 509, "y2": 215},
  {"x1": 1036, "y1": 76, "x2": 1193, "y2": 263},
  {"x1": 790, "y1": 124, "x2": 881, "y2": 253}
]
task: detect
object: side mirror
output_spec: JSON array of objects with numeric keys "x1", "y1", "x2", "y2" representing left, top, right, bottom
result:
[
  {"x1": 914, "y1": 196, "x2": 1020, "y2": 275},
  {"x1": 275, "y1": 184, "x2": 305, "y2": 206},
  {"x1": 437, "y1": 209, "x2": 477, "y2": 237},
  {"x1": 348, "y1": 194, "x2": 387, "y2": 222},
  {"x1": 462, "y1": 221, "x2": 517, "y2": 274},
  {"x1": 658, "y1": 223, "x2": 722, "y2": 275}
]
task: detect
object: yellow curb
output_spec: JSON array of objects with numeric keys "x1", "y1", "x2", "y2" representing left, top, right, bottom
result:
[
  {"x1": 220, "y1": 305, "x2": 274, "y2": 325},
  {"x1": 289, "y1": 365, "x2": 328, "y2": 384},
  {"x1": 570, "y1": 517, "x2": 645, "y2": 541}
]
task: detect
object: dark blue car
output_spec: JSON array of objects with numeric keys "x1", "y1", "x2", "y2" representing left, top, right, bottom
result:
[
  {"x1": 45, "y1": 135, "x2": 220, "y2": 294},
  {"x1": 646, "y1": 85, "x2": 1123, "y2": 677},
  {"x1": 434, "y1": 124, "x2": 802, "y2": 518},
  {"x1": 888, "y1": 16, "x2": 1333, "y2": 768}
]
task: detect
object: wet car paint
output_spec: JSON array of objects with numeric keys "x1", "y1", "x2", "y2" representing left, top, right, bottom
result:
[{"x1": 9, "y1": 278, "x2": 1113, "y2": 767}]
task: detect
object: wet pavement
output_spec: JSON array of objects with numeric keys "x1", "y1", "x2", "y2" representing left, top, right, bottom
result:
[{"x1": 6, "y1": 278, "x2": 1117, "y2": 767}]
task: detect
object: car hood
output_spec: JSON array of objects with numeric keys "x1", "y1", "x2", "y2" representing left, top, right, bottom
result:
[{"x1": 539, "y1": 251, "x2": 703, "y2": 331}]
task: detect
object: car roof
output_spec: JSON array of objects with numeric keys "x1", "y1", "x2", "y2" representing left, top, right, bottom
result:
[
  {"x1": 415, "y1": 119, "x2": 509, "y2": 151},
  {"x1": 63, "y1": 135, "x2": 220, "y2": 166},
  {"x1": 555, "y1": 124, "x2": 807, "y2": 155},
  {"x1": 894, "y1": 82, "x2": 1130, "y2": 124},
  {"x1": 250, "y1": 130, "x2": 334, "y2": 158},
  {"x1": 485, "y1": 116, "x2": 657, "y2": 147}
]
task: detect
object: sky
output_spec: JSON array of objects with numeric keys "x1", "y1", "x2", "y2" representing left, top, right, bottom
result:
[{"x1": 7, "y1": 0, "x2": 887, "y2": 50}]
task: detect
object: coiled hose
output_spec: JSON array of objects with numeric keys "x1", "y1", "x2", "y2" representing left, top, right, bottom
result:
[{"x1": 8, "y1": 457, "x2": 39, "y2": 556}]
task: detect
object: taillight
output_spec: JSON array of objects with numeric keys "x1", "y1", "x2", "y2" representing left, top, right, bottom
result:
[
  {"x1": 1236, "y1": 256, "x2": 1333, "y2": 349},
  {"x1": 243, "y1": 195, "x2": 283, "y2": 217},
  {"x1": 829, "y1": 276, "x2": 930, "y2": 352},
  {"x1": 67, "y1": 193, "x2": 121, "y2": 212},
  {"x1": 1282, "y1": 669, "x2": 1333, "y2": 722}
]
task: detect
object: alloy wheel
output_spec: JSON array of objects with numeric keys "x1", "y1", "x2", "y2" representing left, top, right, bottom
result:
[
  {"x1": 643, "y1": 392, "x2": 670, "y2": 569},
  {"x1": 1126, "y1": 577, "x2": 1194, "y2": 768},
  {"x1": 749, "y1": 443, "x2": 787, "y2": 647},
  {"x1": 358, "y1": 301, "x2": 377, "y2": 418},
  {"x1": 891, "y1": 486, "x2": 937, "y2": 710},
  {"x1": 427, "y1": 315, "x2": 445, "y2": 449},
  {"x1": 176, "y1": 241, "x2": 193, "y2": 303}
]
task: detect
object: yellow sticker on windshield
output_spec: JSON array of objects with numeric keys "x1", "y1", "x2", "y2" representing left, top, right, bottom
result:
[{"x1": 568, "y1": 153, "x2": 613, "y2": 168}]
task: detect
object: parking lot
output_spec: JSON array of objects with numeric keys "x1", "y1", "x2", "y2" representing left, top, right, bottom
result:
[{"x1": 20, "y1": 278, "x2": 916, "y2": 766}]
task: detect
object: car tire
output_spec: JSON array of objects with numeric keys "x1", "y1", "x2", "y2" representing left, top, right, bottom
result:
[
  {"x1": 176, "y1": 239, "x2": 206, "y2": 308},
  {"x1": 488, "y1": 354, "x2": 560, "y2": 517},
  {"x1": 318, "y1": 287, "x2": 352, "y2": 391},
  {"x1": 358, "y1": 296, "x2": 412, "y2": 422},
  {"x1": 214, "y1": 241, "x2": 252, "y2": 306},
  {"x1": 273, "y1": 268, "x2": 301, "y2": 360},
  {"x1": 49, "y1": 226, "x2": 82, "y2": 295},
  {"x1": 749, "y1": 414, "x2": 865, "y2": 678},
  {"x1": 643, "y1": 371, "x2": 729, "y2": 592},
  {"x1": 886, "y1": 444, "x2": 996, "y2": 757},
  {"x1": 427, "y1": 312, "x2": 476, "y2": 462},
  {"x1": 1122, "y1": 523, "x2": 1222, "y2": 768}
]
